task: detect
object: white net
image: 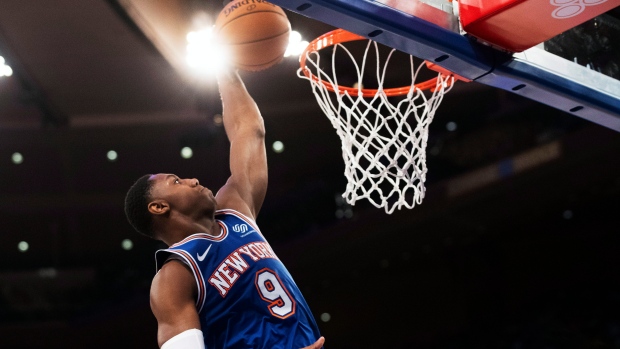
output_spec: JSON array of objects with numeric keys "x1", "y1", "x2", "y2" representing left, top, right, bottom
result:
[{"x1": 298, "y1": 36, "x2": 454, "y2": 214}]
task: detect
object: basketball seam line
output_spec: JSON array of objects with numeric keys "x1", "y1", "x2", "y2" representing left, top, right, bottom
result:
[
  {"x1": 236, "y1": 55, "x2": 283, "y2": 69},
  {"x1": 235, "y1": 51, "x2": 283, "y2": 67},
  {"x1": 226, "y1": 30, "x2": 290, "y2": 46},
  {"x1": 217, "y1": 10, "x2": 287, "y2": 33}
]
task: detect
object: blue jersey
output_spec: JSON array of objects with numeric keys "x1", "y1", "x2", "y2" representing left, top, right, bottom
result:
[{"x1": 155, "y1": 209, "x2": 322, "y2": 349}]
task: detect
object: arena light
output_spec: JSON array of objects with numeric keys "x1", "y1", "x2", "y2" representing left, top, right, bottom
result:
[
  {"x1": 181, "y1": 146, "x2": 193, "y2": 159},
  {"x1": 0, "y1": 56, "x2": 12, "y2": 77},
  {"x1": 284, "y1": 30, "x2": 309, "y2": 58},
  {"x1": 121, "y1": 239, "x2": 134, "y2": 251},
  {"x1": 106, "y1": 150, "x2": 118, "y2": 161},
  {"x1": 11, "y1": 152, "x2": 23, "y2": 164},
  {"x1": 272, "y1": 140, "x2": 284, "y2": 153},
  {"x1": 186, "y1": 27, "x2": 231, "y2": 76},
  {"x1": 17, "y1": 241, "x2": 29, "y2": 252}
]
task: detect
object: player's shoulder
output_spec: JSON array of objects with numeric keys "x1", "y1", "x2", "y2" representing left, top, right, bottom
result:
[
  {"x1": 152, "y1": 259, "x2": 193, "y2": 290},
  {"x1": 216, "y1": 208, "x2": 257, "y2": 225},
  {"x1": 150, "y1": 259, "x2": 197, "y2": 315},
  {"x1": 216, "y1": 208, "x2": 245, "y2": 218}
]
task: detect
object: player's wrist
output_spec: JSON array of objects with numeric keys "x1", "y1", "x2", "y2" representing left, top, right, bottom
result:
[
  {"x1": 216, "y1": 68, "x2": 240, "y2": 84},
  {"x1": 161, "y1": 329, "x2": 205, "y2": 349}
]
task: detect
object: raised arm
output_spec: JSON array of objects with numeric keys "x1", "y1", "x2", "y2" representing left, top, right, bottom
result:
[{"x1": 215, "y1": 71, "x2": 267, "y2": 220}]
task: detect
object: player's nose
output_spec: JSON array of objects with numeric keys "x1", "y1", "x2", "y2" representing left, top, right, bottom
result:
[{"x1": 192, "y1": 178, "x2": 199, "y2": 186}]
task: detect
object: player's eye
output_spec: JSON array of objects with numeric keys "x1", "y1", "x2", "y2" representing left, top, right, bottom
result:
[{"x1": 174, "y1": 179, "x2": 180, "y2": 184}]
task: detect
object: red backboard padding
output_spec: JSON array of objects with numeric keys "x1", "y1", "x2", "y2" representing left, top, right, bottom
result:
[{"x1": 459, "y1": 0, "x2": 618, "y2": 52}]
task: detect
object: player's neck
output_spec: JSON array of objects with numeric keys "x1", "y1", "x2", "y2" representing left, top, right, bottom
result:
[{"x1": 160, "y1": 215, "x2": 219, "y2": 246}]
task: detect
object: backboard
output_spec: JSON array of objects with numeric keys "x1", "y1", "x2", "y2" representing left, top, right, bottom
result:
[{"x1": 268, "y1": 0, "x2": 620, "y2": 131}]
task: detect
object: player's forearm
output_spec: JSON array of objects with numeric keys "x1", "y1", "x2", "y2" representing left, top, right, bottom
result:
[
  {"x1": 217, "y1": 71, "x2": 265, "y2": 141},
  {"x1": 216, "y1": 70, "x2": 268, "y2": 217}
]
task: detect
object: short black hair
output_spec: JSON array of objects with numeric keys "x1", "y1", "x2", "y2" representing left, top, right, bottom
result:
[{"x1": 124, "y1": 174, "x2": 155, "y2": 238}]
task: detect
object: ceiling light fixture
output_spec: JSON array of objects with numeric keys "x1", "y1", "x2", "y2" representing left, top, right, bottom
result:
[
  {"x1": 186, "y1": 27, "x2": 231, "y2": 76},
  {"x1": 284, "y1": 30, "x2": 309, "y2": 58},
  {"x1": 0, "y1": 56, "x2": 12, "y2": 77}
]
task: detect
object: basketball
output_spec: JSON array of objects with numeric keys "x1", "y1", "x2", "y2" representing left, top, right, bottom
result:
[{"x1": 215, "y1": 1, "x2": 291, "y2": 72}]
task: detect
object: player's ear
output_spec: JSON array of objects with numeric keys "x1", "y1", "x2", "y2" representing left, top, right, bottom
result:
[{"x1": 148, "y1": 200, "x2": 170, "y2": 216}]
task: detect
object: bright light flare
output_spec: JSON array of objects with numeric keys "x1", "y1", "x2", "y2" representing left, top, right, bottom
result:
[
  {"x1": 11, "y1": 152, "x2": 23, "y2": 164},
  {"x1": 0, "y1": 55, "x2": 12, "y2": 77},
  {"x1": 121, "y1": 239, "x2": 134, "y2": 250},
  {"x1": 181, "y1": 146, "x2": 193, "y2": 159},
  {"x1": 284, "y1": 30, "x2": 309, "y2": 58},
  {"x1": 272, "y1": 141, "x2": 284, "y2": 153},
  {"x1": 18, "y1": 241, "x2": 29, "y2": 252},
  {"x1": 107, "y1": 150, "x2": 118, "y2": 161},
  {"x1": 186, "y1": 27, "x2": 231, "y2": 76}
]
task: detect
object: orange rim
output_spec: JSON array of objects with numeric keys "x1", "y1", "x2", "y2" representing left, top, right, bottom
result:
[{"x1": 299, "y1": 29, "x2": 449, "y2": 97}]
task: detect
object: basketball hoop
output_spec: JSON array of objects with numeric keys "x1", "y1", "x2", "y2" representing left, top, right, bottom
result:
[{"x1": 298, "y1": 29, "x2": 459, "y2": 214}]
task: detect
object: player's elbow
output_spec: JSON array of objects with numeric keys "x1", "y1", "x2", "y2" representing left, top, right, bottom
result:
[
  {"x1": 243, "y1": 116, "x2": 265, "y2": 140},
  {"x1": 226, "y1": 110, "x2": 265, "y2": 139},
  {"x1": 254, "y1": 120, "x2": 266, "y2": 140}
]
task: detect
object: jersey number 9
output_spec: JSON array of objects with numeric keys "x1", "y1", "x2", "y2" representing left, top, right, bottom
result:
[{"x1": 255, "y1": 268, "x2": 296, "y2": 319}]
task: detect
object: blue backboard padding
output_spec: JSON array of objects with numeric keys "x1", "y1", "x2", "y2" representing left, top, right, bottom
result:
[
  {"x1": 271, "y1": 0, "x2": 620, "y2": 131},
  {"x1": 479, "y1": 59, "x2": 620, "y2": 130}
]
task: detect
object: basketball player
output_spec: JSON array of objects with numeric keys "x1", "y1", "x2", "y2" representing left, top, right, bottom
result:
[{"x1": 124, "y1": 70, "x2": 325, "y2": 349}]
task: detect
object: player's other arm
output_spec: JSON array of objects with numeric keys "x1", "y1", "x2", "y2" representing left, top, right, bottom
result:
[
  {"x1": 150, "y1": 260, "x2": 203, "y2": 349},
  {"x1": 215, "y1": 70, "x2": 267, "y2": 221},
  {"x1": 301, "y1": 336, "x2": 326, "y2": 349}
]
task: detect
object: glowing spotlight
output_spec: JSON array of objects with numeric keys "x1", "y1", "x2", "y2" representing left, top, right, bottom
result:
[
  {"x1": 121, "y1": 239, "x2": 134, "y2": 251},
  {"x1": 284, "y1": 30, "x2": 309, "y2": 57},
  {"x1": 272, "y1": 141, "x2": 284, "y2": 153},
  {"x1": 18, "y1": 241, "x2": 29, "y2": 252},
  {"x1": 186, "y1": 27, "x2": 231, "y2": 76},
  {"x1": 213, "y1": 113, "x2": 223, "y2": 125},
  {"x1": 107, "y1": 150, "x2": 118, "y2": 161},
  {"x1": 0, "y1": 55, "x2": 12, "y2": 77},
  {"x1": 181, "y1": 147, "x2": 193, "y2": 159},
  {"x1": 11, "y1": 152, "x2": 23, "y2": 164},
  {"x1": 290, "y1": 30, "x2": 302, "y2": 44},
  {"x1": 0, "y1": 65, "x2": 12, "y2": 77}
]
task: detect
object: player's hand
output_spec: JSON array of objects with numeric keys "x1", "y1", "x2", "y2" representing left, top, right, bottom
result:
[{"x1": 300, "y1": 336, "x2": 325, "y2": 349}]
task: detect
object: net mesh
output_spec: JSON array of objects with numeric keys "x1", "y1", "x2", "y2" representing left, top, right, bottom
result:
[{"x1": 298, "y1": 38, "x2": 454, "y2": 214}]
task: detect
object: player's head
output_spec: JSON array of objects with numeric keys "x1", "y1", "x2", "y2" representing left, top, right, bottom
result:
[
  {"x1": 125, "y1": 173, "x2": 217, "y2": 239},
  {"x1": 124, "y1": 174, "x2": 156, "y2": 238}
]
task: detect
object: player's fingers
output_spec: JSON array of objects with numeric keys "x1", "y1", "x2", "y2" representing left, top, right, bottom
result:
[
  {"x1": 312, "y1": 336, "x2": 325, "y2": 348},
  {"x1": 300, "y1": 336, "x2": 325, "y2": 349}
]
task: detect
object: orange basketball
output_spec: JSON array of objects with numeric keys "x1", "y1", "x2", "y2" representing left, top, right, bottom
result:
[{"x1": 215, "y1": 1, "x2": 291, "y2": 72}]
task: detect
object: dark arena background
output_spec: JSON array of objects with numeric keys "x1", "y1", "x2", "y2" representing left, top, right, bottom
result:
[{"x1": 0, "y1": 1, "x2": 619, "y2": 348}]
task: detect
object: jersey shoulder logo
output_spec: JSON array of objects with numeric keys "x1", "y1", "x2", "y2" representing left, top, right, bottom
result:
[
  {"x1": 232, "y1": 224, "x2": 248, "y2": 233},
  {"x1": 232, "y1": 223, "x2": 255, "y2": 237},
  {"x1": 197, "y1": 244, "x2": 212, "y2": 262}
]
